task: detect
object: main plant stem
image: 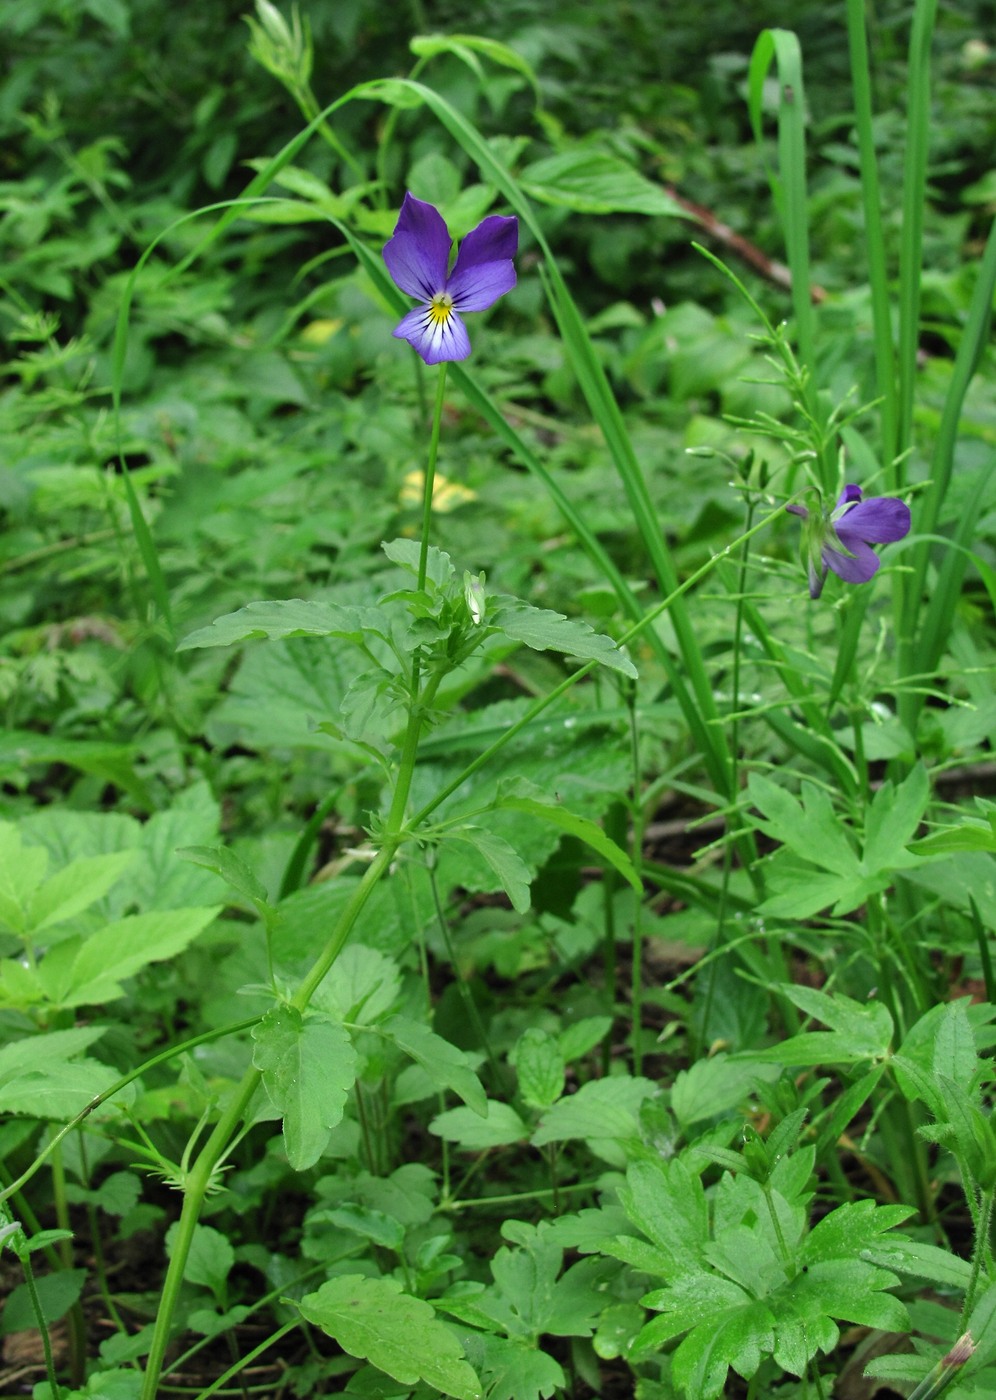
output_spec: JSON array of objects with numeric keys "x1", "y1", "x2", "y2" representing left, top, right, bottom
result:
[{"x1": 141, "y1": 370, "x2": 451, "y2": 1400}]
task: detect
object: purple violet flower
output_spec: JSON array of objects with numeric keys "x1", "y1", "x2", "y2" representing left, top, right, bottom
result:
[
  {"x1": 787, "y1": 484, "x2": 911, "y2": 599},
  {"x1": 383, "y1": 193, "x2": 518, "y2": 364}
]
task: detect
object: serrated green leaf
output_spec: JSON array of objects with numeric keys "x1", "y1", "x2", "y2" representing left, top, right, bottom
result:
[
  {"x1": 178, "y1": 845, "x2": 270, "y2": 908},
  {"x1": 252, "y1": 1006, "x2": 357, "y2": 1170},
  {"x1": 459, "y1": 1332, "x2": 564, "y2": 1400},
  {"x1": 36, "y1": 906, "x2": 220, "y2": 1008},
  {"x1": 382, "y1": 1015, "x2": 487, "y2": 1116},
  {"x1": 489, "y1": 598, "x2": 636, "y2": 678},
  {"x1": 449, "y1": 827, "x2": 532, "y2": 913},
  {"x1": 516, "y1": 1028, "x2": 565, "y2": 1109},
  {"x1": 28, "y1": 850, "x2": 136, "y2": 934},
  {"x1": 1, "y1": 1268, "x2": 86, "y2": 1335},
  {"x1": 298, "y1": 1274, "x2": 482, "y2": 1400},
  {"x1": 177, "y1": 599, "x2": 379, "y2": 651}
]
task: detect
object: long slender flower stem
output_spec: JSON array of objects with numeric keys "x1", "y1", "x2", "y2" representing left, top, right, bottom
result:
[{"x1": 418, "y1": 364, "x2": 449, "y2": 595}]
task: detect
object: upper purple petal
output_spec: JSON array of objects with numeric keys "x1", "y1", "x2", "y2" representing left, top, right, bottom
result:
[
  {"x1": 824, "y1": 537, "x2": 880, "y2": 584},
  {"x1": 786, "y1": 503, "x2": 808, "y2": 519},
  {"x1": 393, "y1": 305, "x2": 471, "y2": 365},
  {"x1": 383, "y1": 193, "x2": 451, "y2": 301},
  {"x1": 836, "y1": 496, "x2": 911, "y2": 545},
  {"x1": 452, "y1": 215, "x2": 518, "y2": 271},
  {"x1": 834, "y1": 484, "x2": 863, "y2": 512},
  {"x1": 447, "y1": 215, "x2": 518, "y2": 311}
]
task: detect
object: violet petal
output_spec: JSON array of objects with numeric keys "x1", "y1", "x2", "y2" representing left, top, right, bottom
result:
[
  {"x1": 824, "y1": 537, "x2": 880, "y2": 584},
  {"x1": 834, "y1": 484, "x2": 863, "y2": 512},
  {"x1": 448, "y1": 257, "x2": 517, "y2": 312},
  {"x1": 452, "y1": 215, "x2": 518, "y2": 271},
  {"x1": 393, "y1": 305, "x2": 471, "y2": 365},
  {"x1": 836, "y1": 496, "x2": 911, "y2": 545},
  {"x1": 383, "y1": 194, "x2": 451, "y2": 301}
]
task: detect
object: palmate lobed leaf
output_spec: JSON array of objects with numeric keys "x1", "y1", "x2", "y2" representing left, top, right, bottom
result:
[{"x1": 298, "y1": 1274, "x2": 482, "y2": 1400}]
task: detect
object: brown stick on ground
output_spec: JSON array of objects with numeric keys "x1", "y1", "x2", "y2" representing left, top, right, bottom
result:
[{"x1": 666, "y1": 187, "x2": 827, "y2": 304}]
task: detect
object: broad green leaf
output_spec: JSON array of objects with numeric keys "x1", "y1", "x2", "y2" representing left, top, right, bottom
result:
[
  {"x1": 619, "y1": 1157, "x2": 709, "y2": 1268},
  {"x1": 0, "y1": 823, "x2": 49, "y2": 935},
  {"x1": 28, "y1": 851, "x2": 136, "y2": 934},
  {"x1": 516, "y1": 1028, "x2": 565, "y2": 1109},
  {"x1": 382, "y1": 1015, "x2": 487, "y2": 1116},
  {"x1": 449, "y1": 827, "x2": 532, "y2": 913},
  {"x1": 298, "y1": 1274, "x2": 482, "y2": 1400},
  {"x1": 382, "y1": 537, "x2": 454, "y2": 588},
  {"x1": 0, "y1": 1268, "x2": 86, "y2": 1335},
  {"x1": 0, "y1": 1026, "x2": 105, "y2": 1080},
  {"x1": 177, "y1": 599, "x2": 380, "y2": 651},
  {"x1": 208, "y1": 637, "x2": 371, "y2": 754},
  {"x1": 431, "y1": 1101, "x2": 528, "y2": 1149},
  {"x1": 0, "y1": 1057, "x2": 121, "y2": 1119},
  {"x1": 519, "y1": 150, "x2": 689, "y2": 217},
  {"x1": 252, "y1": 1006, "x2": 356, "y2": 1170},
  {"x1": 532, "y1": 1076, "x2": 657, "y2": 1149},
  {"x1": 559, "y1": 1016, "x2": 612, "y2": 1063},
  {"x1": 36, "y1": 906, "x2": 220, "y2": 1008},
  {"x1": 166, "y1": 1222, "x2": 234, "y2": 1301},
  {"x1": 671, "y1": 1055, "x2": 778, "y2": 1130},
  {"x1": 911, "y1": 821, "x2": 996, "y2": 856},
  {"x1": 490, "y1": 598, "x2": 636, "y2": 678}
]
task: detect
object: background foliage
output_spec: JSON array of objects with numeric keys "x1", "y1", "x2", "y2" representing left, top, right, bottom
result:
[{"x1": 2, "y1": 1, "x2": 996, "y2": 1398}]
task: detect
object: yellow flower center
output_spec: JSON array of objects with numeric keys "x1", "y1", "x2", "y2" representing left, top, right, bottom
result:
[{"x1": 428, "y1": 292, "x2": 454, "y2": 324}]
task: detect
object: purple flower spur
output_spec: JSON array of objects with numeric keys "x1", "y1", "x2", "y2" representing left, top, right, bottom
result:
[
  {"x1": 383, "y1": 193, "x2": 518, "y2": 364},
  {"x1": 787, "y1": 484, "x2": 911, "y2": 599}
]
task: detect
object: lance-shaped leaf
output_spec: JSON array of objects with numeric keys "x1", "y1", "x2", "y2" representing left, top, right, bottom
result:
[{"x1": 382, "y1": 1015, "x2": 487, "y2": 1116}]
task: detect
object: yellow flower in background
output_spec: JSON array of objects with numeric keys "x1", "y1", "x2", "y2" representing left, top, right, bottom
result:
[
  {"x1": 299, "y1": 319, "x2": 343, "y2": 344},
  {"x1": 400, "y1": 470, "x2": 476, "y2": 513}
]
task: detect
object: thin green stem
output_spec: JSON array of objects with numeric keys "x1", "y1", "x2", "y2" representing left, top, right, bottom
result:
[
  {"x1": 50, "y1": 1145, "x2": 85, "y2": 1387},
  {"x1": 418, "y1": 365, "x2": 449, "y2": 595},
  {"x1": 19, "y1": 1250, "x2": 61, "y2": 1400},
  {"x1": 960, "y1": 1184, "x2": 995, "y2": 1328},
  {"x1": 625, "y1": 698, "x2": 646, "y2": 1076}
]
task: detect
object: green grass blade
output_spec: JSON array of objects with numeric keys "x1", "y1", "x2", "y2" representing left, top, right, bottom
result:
[
  {"x1": 895, "y1": 0, "x2": 938, "y2": 478},
  {"x1": 846, "y1": 0, "x2": 898, "y2": 480},
  {"x1": 747, "y1": 29, "x2": 826, "y2": 487}
]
